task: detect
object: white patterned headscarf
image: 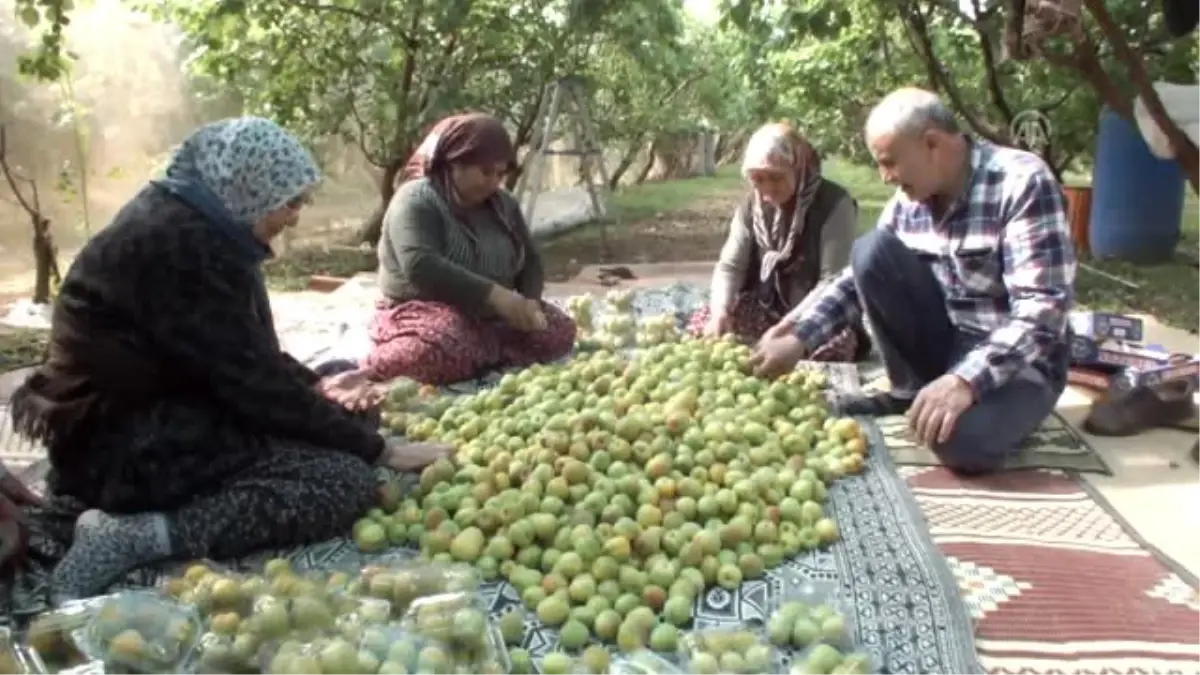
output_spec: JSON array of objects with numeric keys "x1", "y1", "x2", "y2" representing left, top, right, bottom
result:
[
  {"x1": 741, "y1": 123, "x2": 823, "y2": 283},
  {"x1": 165, "y1": 116, "x2": 321, "y2": 226}
]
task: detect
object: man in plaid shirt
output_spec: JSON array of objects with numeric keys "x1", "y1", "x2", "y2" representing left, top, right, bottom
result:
[{"x1": 752, "y1": 88, "x2": 1075, "y2": 473}]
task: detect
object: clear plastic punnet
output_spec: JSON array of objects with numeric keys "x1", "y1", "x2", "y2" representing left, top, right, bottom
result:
[
  {"x1": 788, "y1": 644, "x2": 878, "y2": 675},
  {"x1": 259, "y1": 635, "x2": 370, "y2": 675},
  {"x1": 0, "y1": 627, "x2": 47, "y2": 674},
  {"x1": 80, "y1": 591, "x2": 201, "y2": 673},
  {"x1": 677, "y1": 624, "x2": 779, "y2": 674},
  {"x1": 23, "y1": 595, "x2": 120, "y2": 672},
  {"x1": 397, "y1": 591, "x2": 505, "y2": 671},
  {"x1": 357, "y1": 623, "x2": 507, "y2": 674},
  {"x1": 351, "y1": 560, "x2": 480, "y2": 617},
  {"x1": 609, "y1": 649, "x2": 686, "y2": 674},
  {"x1": 772, "y1": 579, "x2": 881, "y2": 674},
  {"x1": 163, "y1": 563, "x2": 275, "y2": 621},
  {"x1": 189, "y1": 630, "x2": 262, "y2": 674},
  {"x1": 768, "y1": 579, "x2": 855, "y2": 651}
]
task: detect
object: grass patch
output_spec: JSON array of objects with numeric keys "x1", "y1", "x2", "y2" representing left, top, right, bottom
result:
[
  {"x1": 263, "y1": 246, "x2": 376, "y2": 291},
  {"x1": 0, "y1": 327, "x2": 49, "y2": 370},
  {"x1": 1074, "y1": 194, "x2": 1198, "y2": 331},
  {"x1": 1075, "y1": 253, "x2": 1199, "y2": 333},
  {"x1": 610, "y1": 166, "x2": 745, "y2": 220},
  {"x1": 537, "y1": 160, "x2": 888, "y2": 279},
  {"x1": 825, "y1": 160, "x2": 893, "y2": 234}
]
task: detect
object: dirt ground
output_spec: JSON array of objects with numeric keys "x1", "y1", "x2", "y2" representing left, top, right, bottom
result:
[{"x1": 538, "y1": 193, "x2": 741, "y2": 281}]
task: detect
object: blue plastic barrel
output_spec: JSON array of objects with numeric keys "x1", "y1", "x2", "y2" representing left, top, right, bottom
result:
[{"x1": 1089, "y1": 108, "x2": 1186, "y2": 262}]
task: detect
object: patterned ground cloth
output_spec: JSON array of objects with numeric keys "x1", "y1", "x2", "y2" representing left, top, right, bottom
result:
[
  {"x1": 901, "y1": 466, "x2": 1200, "y2": 674},
  {"x1": 874, "y1": 411, "x2": 1111, "y2": 475},
  {"x1": 858, "y1": 358, "x2": 1112, "y2": 475},
  {"x1": 0, "y1": 282, "x2": 983, "y2": 674}
]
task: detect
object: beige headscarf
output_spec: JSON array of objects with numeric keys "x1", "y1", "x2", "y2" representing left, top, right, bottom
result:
[{"x1": 741, "y1": 123, "x2": 823, "y2": 283}]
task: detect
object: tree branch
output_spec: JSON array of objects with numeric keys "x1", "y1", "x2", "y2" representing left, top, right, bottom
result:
[
  {"x1": 967, "y1": 0, "x2": 1016, "y2": 123},
  {"x1": 1080, "y1": 0, "x2": 1198, "y2": 192},
  {"x1": 898, "y1": 1, "x2": 1009, "y2": 143},
  {"x1": 0, "y1": 128, "x2": 40, "y2": 219}
]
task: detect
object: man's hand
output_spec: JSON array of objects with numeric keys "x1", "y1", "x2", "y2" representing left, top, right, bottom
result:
[
  {"x1": 378, "y1": 440, "x2": 454, "y2": 472},
  {"x1": 749, "y1": 331, "x2": 807, "y2": 379},
  {"x1": 317, "y1": 369, "x2": 385, "y2": 412},
  {"x1": 760, "y1": 319, "x2": 794, "y2": 342},
  {"x1": 907, "y1": 373, "x2": 975, "y2": 446}
]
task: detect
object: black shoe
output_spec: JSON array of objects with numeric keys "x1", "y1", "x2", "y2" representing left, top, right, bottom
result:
[{"x1": 834, "y1": 391, "x2": 913, "y2": 417}]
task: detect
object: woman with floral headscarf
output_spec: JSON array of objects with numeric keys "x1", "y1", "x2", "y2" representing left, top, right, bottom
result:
[
  {"x1": 4, "y1": 117, "x2": 448, "y2": 602},
  {"x1": 687, "y1": 123, "x2": 870, "y2": 362},
  {"x1": 361, "y1": 112, "x2": 576, "y2": 385}
]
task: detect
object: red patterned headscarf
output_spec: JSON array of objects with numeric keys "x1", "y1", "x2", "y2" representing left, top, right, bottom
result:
[
  {"x1": 401, "y1": 113, "x2": 516, "y2": 185},
  {"x1": 399, "y1": 113, "x2": 523, "y2": 266}
]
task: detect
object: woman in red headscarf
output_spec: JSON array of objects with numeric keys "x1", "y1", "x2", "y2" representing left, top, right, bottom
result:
[
  {"x1": 687, "y1": 122, "x2": 869, "y2": 361},
  {"x1": 360, "y1": 113, "x2": 576, "y2": 385}
]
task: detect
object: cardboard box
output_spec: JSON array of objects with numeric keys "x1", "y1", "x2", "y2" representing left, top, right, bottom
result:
[
  {"x1": 1068, "y1": 311, "x2": 1145, "y2": 342},
  {"x1": 1111, "y1": 356, "x2": 1200, "y2": 392},
  {"x1": 1069, "y1": 334, "x2": 1169, "y2": 369}
]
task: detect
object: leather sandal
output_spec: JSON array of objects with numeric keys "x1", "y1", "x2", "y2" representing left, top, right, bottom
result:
[{"x1": 1082, "y1": 380, "x2": 1199, "y2": 437}]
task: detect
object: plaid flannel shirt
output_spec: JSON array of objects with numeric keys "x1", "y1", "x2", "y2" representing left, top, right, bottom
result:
[{"x1": 792, "y1": 140, "x2": 1076, "y2": 398}]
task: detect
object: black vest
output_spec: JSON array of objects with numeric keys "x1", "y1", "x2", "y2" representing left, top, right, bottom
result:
[{"x1": 741, "y1": 179, "x2": 855, "y2": 317}]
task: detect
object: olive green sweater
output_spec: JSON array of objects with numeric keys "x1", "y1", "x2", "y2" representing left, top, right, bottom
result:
[{"x1": 377, "y1": 178, "x2": 545, "y2": 312}]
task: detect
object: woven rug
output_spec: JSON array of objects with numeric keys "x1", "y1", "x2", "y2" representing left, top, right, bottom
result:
[
  {"x1": 858, "y1": 361, "x2": 1112, "y2": 475},
  {"x1": 900, "y1": 465, "x2": 1200, "y2": 674},
  {"x1": 0, "y1": 282, "x2": 983, "y2": 674}
]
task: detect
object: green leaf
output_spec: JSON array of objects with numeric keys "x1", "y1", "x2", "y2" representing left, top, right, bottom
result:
[{"x1": 19, "y1": 5, "x2": 41, "y2": 27}]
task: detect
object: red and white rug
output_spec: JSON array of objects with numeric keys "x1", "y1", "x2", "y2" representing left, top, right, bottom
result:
[{"x1": 903, "y1": 466, "x2": 1200, "y2": 674}]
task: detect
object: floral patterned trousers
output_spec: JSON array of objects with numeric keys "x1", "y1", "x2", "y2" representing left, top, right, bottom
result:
[{"x1": 363, "y1": 300, "x2": 577, "y2": 385}]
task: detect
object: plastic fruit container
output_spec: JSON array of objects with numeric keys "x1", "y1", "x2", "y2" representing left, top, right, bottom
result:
[
  {"x1": 0, "y1": 627, "x2": 47, "y2": 674},
  {"x1": 359, "y1": 624, "x2": 506, "y2": 675},
  {"x1": 398, "y1": 592, "x2": 501, "y2": 669},
  {"x1": 162, "y1": 562, "x2": 274, "y2": 620},
  {"x1": 609, "y1": 649, "x2": 686, "y2": 674},
  {"x1": 789, "y1": 644, "x2": 879, "y2": 674},
  {"x1": 190, "y1": 630, "x2": 263, "y2": 674},
  {"x1": 677, "y1": 625, "x2": 778, "y2": 674},
  {"x1": 768, "y1": 579, "x2": 856, "y2": 652},
  {"x1": 23, "y1": 595, "x2": 118, "y2": 672},
  {"x1": 772, "y1": 580, "x2": 882, "y2": 674},
  {"x1": 80, "y1": 591, "x2": 201, "y2": 673},
  {"x1": 351, "y1": 560, "x2": 480, "y2": 617}
]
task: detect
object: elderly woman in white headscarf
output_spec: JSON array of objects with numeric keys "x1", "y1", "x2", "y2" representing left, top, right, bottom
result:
[
  {"x1": 687, "y1": 122, "x2": 870, "y2": 362},
  {"x1": 6, "y1": 116, "x2": 448, "y2": 602}
]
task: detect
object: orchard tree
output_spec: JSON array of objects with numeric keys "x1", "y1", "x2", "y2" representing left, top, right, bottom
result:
[
  {"x1": 132, "y1": 0, "x2": 696, "y2": 243},
  {"x1": 14, "y1": 0, "x2": 768, "y2": 246},
  {"x1": 721, "y1": 0, "x2": 1198, "y2": 184}
]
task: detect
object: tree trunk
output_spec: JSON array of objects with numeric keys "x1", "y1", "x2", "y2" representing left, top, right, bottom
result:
[
  {"x1": 716, "y1": 130, "x2": 749, "y2": 165},
  {"x1": 635, "y1": 139, "x2": 660, "y2": 184},
  {"x1": 657, "y1": 134, "x2": 701, "y2": 180},
  {"x1": 357, "y1": 156, "x2": 407, "y2": 246},
  {"x1": 608, "y1": 136, "x2": 646, "y2": 190},
  {"x1": 1080, "y1": 0, "x2": 1199, "y2": 192},
  {"x1": 1032, "y1": 0, "x2": 1200, "y2": 192},
  {"x1": 31, "y1": 217, "x2": 58, "y2": 306}
]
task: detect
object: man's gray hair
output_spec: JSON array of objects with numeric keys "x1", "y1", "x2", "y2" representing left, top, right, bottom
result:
[{"x1": 864, "y1": 88, "x2": 960, "y2": 142}]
